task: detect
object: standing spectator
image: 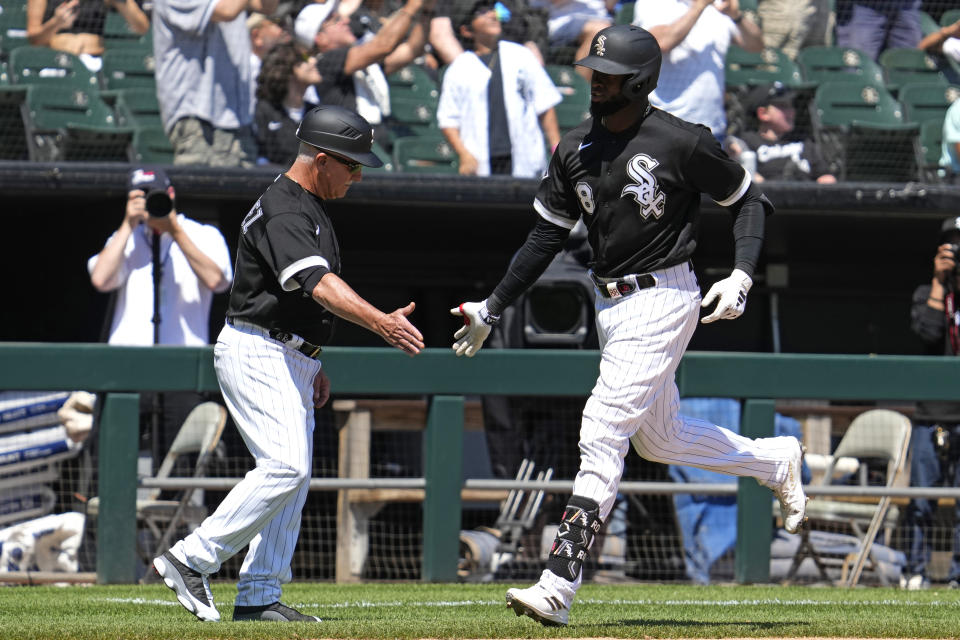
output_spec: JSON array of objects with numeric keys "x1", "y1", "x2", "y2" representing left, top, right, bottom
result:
[
  {"x1": 153, "y1": 105, "x2": 423, "y2": 623},
  {"x1": 835, "y1": 0, "x2": 922, "y2": 61},
  {"x1": 248, "y1": 10, "x2": 293, "y2": 117},
  {"x1": 255, "y1": 42, "x2": 323, "y2": 165},
  {"x1": 902, "y1": 216, "x2": 960, "y2": 591},
  {"x1": 941, "y1": 97, "x2": 960, "y2": 177},
  {"x1": 437, "y1": 0, "x2": 561, "y2": 177},
  {"x1": 633, "y1": 0, "x2": 763, "y2": 140},
  {"x1": 152, "y1": 0, "x2": 279, "y2": 167},
  {"x1": 295, "y1": 0, "x2": 431, "y2": 135},
  {"x1": 530, "y1": 0, "x2": 613, "y2": 79},
  {"x1": 731, "y1": 82, "x2": 837, "y2": 183},
  {"x1": 26, "y1": 0, "x2": 150, "y2": 72},
  {"x1": 87, "y1": 167, "x2": 232, "y2": 460},
  {"x1": 756, "y1": 0, "x2": 832, "y2": 60}
]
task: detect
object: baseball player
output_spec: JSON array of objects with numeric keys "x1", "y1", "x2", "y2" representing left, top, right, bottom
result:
[
  {"x1": 153, "y1": 105, "x2": 424, "y2": 623},
  {"x1": 450, "y1": 24, "x2": 807, "y2": 626}
]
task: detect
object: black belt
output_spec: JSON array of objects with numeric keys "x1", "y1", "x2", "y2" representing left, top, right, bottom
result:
[
  {"x1": 268, "y1": 329, "x2": 323, "y2": 359},
  {"x1": 591, "y1": 272, "x2": 657, "y2": 299}
]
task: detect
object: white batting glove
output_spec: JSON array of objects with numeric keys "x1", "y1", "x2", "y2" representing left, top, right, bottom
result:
[
  {"x1": 450, "y1": 300, "x2": 499, "y2": 357},
  {"x1": 700, "y1": 268, "x2": 752, "y2": 324}
]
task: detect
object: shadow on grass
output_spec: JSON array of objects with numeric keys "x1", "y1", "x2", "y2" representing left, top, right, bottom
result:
[{"x1": 586, "y1": 619, "x2": 811, "y2": 630}]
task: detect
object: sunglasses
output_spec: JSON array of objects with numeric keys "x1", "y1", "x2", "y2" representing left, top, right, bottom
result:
[{"x1": 325, "y1": 150, "x2": 362, "y2": 173}]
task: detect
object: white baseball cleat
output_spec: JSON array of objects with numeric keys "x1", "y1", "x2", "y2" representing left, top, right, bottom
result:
[
  {"x1": 506, "y1": 583, "x2": 569, "y2": 626},
  {"x1": 774, "y1": 437, "x2": 808, "y2": 534},
  {"x1": 153, "y1": 552, "x2": 220, "y2": 622}
]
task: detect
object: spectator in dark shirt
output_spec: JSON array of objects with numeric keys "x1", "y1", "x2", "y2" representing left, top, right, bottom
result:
[
  {"x1": 254, "y1": 41, "x2": 323, "y2": 165},
  {"x1": 731, "y1": 82, "x2": 836, "y2": 183}
]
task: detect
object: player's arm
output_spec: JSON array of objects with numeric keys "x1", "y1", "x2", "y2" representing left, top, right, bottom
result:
[
  {"x1": 311, "y1": 272, "x2": 424, "y2": 355},
  {"x1": 451, "y1": 216, "x2": 570, "y2": 356}
]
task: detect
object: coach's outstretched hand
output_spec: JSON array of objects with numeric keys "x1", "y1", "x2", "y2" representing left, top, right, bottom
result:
[
  {"x1": 379, "y1": 302, "x2": 424, "y2": 355},
  {"x1": 450, "y1": 300, "x2": 499, "y2": 357},
  {"x1": 701, "y1": 269, "x2": 752, "y2": 323}
]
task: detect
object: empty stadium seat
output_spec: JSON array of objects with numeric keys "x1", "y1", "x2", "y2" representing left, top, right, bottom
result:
[
  {"x1": 0, "y1": 4, "x2": 29, "y2": 60},
  {"x1": 101, "y1": 49, "x2": 156, "y2": 90},
  {"x1": 812, "y1": 80, "x2": 919, "y2": 181},
  {"x1": 798, "y1": 46, "x2": 885, "y2": 85},
  {"x1": 103, "y1": 10, "x2": 152, "y2": 52},
  {"x1": 22, "y1": 85, "x2": 133, "y2": 161},
  {"x1": 113, "y1": 87, "x2": 162, "y2": 129},
  {"x1": 130, "y1": 125, "x2": 173, "y2": 163},
  {"x1": 365, "y1": 141, "x2": 394, "y2": 172},
  {"x1": 388, "y1": 96, "x2": 439, "y2": 138},
  {"x1": 392, "y1": 133, "x2": 458, "y2": 173},
  {"x1": 879, "y1": 48, "x2": 947, "y2": 93},
  {"x1": 899, "y1": 82, "x2": 960, "y2": 124},
  {"x1": 941, "y1": 8, "x2": 960, "y2": 26},
  {"x1": 917, "y1": 117, "x2": 946, "y2": 181},
  {"x1": 726, "y1": 45, "x2": 807, "y2": 88},
  {"x1": 545, "y1": 64, "x2": 589, "y2": 132},
  {"x1": 9, "y1": 46, "x2": 99, "y2": 89}
]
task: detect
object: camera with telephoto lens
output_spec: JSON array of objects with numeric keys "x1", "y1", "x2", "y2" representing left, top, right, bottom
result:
[{"x1": 145, "y1": 188, "x2": 172, "y2": 218}]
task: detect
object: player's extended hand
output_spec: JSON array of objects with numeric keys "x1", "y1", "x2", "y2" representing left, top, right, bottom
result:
[
  {"x1": 450, "y1": 300, "x2": 498, "y2": 357},
  {"x1": 379, "y1": 302, "x2": 424, "y2": 356},
  {"x1": 313, "y1": 368, "x2": 330, "y2": 408},
  {"x1": 700, "y1": 268, "x2": 752, "y2": 323}
]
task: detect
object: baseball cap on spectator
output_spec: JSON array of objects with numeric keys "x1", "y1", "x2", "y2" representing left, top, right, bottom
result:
[
  {"x1": 295, "y1": 0, "x2": 340, "y2": 48},
  {"x1": 745, "y1": 82, "x2": 796, "y2": 113},
  {"x1": 128, "y1": 167, "x2": 171, "y2": 193},
  {"x1": 454, "y1": 0, "x2": 496, "y2": 29},
  {"x1": 940, "y1": 216, "x2": 960, "y2": 241}
]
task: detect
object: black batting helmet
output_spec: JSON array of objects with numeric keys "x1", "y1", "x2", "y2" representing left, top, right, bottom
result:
[
  {"x1": 296, "y1": 105, "x2": 383, "y2": 168},
  {"x1": 575, "y1": 24, "x2": 661, "y2": 101}
]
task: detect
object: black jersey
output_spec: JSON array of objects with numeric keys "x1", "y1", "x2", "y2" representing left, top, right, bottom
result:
[
  {"x1": 226, "y1": 174, "x2": 340, "y2": 345},
  {"x1": 536, "y1": 108, "x2": 751, "y2": 278}
]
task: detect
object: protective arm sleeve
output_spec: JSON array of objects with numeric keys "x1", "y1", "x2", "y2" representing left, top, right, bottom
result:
[
  {"x1": 486, "y1": 217, "x2": 571, "y2": 315},
  {"x1": 727, "y1": 184, "x2": 772, "y2": 277}
]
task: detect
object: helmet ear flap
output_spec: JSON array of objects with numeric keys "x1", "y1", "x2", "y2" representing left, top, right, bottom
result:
[{"x1": 622, "y1": 72, "x2": 653, "y2": 101}]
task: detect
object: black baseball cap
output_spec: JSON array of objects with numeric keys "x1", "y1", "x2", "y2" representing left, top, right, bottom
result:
[
  {"x1": 745, "y1": 82, "x2": 796, "y2": 112},
  {"x1": 127, "y1": 167, "x2": 171, "y2": 193},
  {"x1": 940, "y1": 216, "x2": 960, "y2": 241}
]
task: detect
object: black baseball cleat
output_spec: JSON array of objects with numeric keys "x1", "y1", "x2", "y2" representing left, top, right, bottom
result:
[
  {"x1": 233, "y1": 602, "x2": 321, "y2": 622},
  {"x1": 153, "y1": 552, "x2": 220, "y2": 622}
]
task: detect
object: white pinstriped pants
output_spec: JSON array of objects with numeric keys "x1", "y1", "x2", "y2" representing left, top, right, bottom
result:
[
  {"x1": 572, "y1": 262, "x2": 793, "y2": 521},
  {"x1": 171, "y1": 321, "x2": 321, "y2": 607}
]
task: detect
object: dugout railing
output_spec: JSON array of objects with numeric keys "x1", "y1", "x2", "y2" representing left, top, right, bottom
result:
[{"x1": 3, "y1": 343, "x2": 960, "y2": 584}]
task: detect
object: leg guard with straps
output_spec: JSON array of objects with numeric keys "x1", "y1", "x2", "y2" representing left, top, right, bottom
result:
[{"x1": 546, "y1": 495, "x2": 602, "y2": 582}]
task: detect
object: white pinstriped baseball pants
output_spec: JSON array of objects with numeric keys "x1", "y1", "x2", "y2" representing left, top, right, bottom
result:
[
  {"x1": 170, "y1": 321, "x2": 321, "y2": 607},
  {"x1": 574, "y1": 262, "x2": 792, "y2": 520}
]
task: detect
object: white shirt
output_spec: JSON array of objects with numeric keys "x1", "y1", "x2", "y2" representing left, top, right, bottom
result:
[
  {"x1": 87, "y1": 215, "x2": 233, "y2": 346},
  {"x1": 437, "y1": 40, "x2": 562, "y2": 178},
  {"x1": 634, "y1": 0, "x2": 738, "y2": 135}
]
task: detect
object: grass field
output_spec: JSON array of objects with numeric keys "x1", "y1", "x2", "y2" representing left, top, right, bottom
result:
[{"x1": 2, "y1": 581, "x2": 959, "y2": 639}]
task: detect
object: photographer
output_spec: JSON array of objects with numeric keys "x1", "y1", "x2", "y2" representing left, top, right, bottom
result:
[
  {"x1": 87, "y1": 167, "x2": 232, "y2": 453},
  {"x1": 903, "y1": 216, "x2": 960, "y2": 590}
]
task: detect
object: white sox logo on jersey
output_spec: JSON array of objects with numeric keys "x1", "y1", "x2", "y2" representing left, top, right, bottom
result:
[{"x1": 621, "y1": 153, "x2": 665, "y2": 219}]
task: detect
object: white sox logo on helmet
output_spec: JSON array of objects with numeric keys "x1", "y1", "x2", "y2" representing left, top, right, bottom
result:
[
  {"x1": 621, "y1": 153, "x2": 665, "y2": 219},
  {"x1": 594, "y1": 34, "x2": 607, "y2": 56}
]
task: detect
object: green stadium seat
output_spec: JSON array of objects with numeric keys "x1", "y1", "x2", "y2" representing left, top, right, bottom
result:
[
  {"x1": 9, "y1": 46, "x2": 99, "y2": 89},
  {"x1": 113, "y1": 86, "x2": 162, "y2": 129},
  {"x1": 389, "y1": 81, "x2": 438, "y2": 105},
  {"x1": 797, "y1": 46, "x2": 885, "y2": 85},
  {"x1": 387, "y1": 96, "x2": 439, "y2": 138},
  {"x1": 0, "y1": 4, "x2": 29, "y2": 60},
  {"x1": 917, "y1": 117, "x2": 946, "y2": 181},
  {"x1": 364, "y1": 141, "x2": 394, "y2": 172},
  {"x1": 545, "y1": 64, "x2": 589, "y2": 132},
  {"x1": 101, "y1": 49, "x2": 156, "y2": 90},
  {"x1": 392, "y1": 133, "x2": 458, "y2": 173},
  {"x1": 103, "y1": 10, "x2": 152, "y2": 52},
  {"x1": 725, "y1": 45, "x2": 808, "y2": 88},
  {"x1": 899, "y1": 82, "x2": 960, "y2": 124},
  {"x1": 941, "y1": 8, "x2": 960, "y2": 26},
  {"x1": 878, "y1": 47, "x2": 947, "y2": 93},
  {"x1": 388, "y1": 64, "x2": 437, "y2": 89},
  {"x1": 811, "y1": 80, "x2": 919, "y2": 181},
  {"x1": 920, "y1": 10, "x2": 940, "y2": 36},
  {"x1": 22, "y1": 85, "x2": 133, "y2": 161},
  {"x1": 130, "y1": 125, "x2": 173, "y2": 163},
  {"x1": 0, "y1": 84, "x2": 29, "y2": 159},
  {"x1": 614, "y1": 2, "x2": 634, "y2": 25}
]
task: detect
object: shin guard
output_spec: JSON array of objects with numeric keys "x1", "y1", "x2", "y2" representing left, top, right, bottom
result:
[{"x1": 546, "y1": 495, "x2": 602, "y2": 582}]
